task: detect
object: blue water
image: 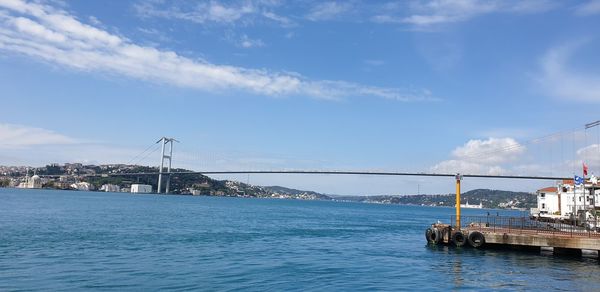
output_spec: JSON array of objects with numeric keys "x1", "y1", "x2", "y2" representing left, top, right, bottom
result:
[{"x1": 1, "y1": 189, "x2": 600, "y2": 291}]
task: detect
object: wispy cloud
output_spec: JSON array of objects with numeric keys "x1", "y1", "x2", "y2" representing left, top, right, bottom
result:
[
  {"x1": 134, "y1": 1, "x2": 255, "y2": 25},
  {"x1": 305, "y1": 2, "x2": 353, "y2": 21},
  {"x1": 0, "y1": 123, "x2": 78, "y2": 149},
  {"x1": 577, "y1": 144, "x2": 600, "y2": 168},
  {"x1": 134, "y1": 0, "x2": 295, "y2": 27},
  {"x1": 574, "y1": 0, "x2": 600, "y2": 16},
  {"x1": 261, "y1": 11, "x2": 295, "y2": 27},
  {"x1": 373, "y1": 0, "x2": 558, "y2": 27},
  {"x1": 238, "y1": 34, "x2": 265, "y2": 48},
  {"x1": 538, "y1": 41, "x2": 600, "y2": 103},
  {"x1": 0, "y1": 0, "x2": 436, "y2": 102}
]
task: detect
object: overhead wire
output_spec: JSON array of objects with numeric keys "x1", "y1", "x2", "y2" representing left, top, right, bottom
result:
[
  {"x1": 456, "y1": 127, "x2": 581, "y2": 162},
  {"x1": 132, "y1": 144, "x2": 160, "y2": 166},
  {"x1": 125, "y1": 142, "x2": 159, "y2": 166}
]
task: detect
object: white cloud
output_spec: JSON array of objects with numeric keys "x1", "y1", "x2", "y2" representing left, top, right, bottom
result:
[
  {"x1": 134, "y1": 0, "x2": 296, "y2": 27},
  {"x1": 430, "y1": 159, "x2": 487, "y2": 174},
  {"x1": 431, "y1": 137, "x2": 525, "y2": 174},
  {"x1": 134, "y1": 1, "x2": 255, "y2": 25},
  {"x1": 405, "y1": 0, "x2": 497, "y2": 25},
  {"x1": 577, "y1": 144, "x2": 600, "y2": 167},
  {"x1": 452, "y1": 137, "x2": 525, "y2": 164},
  {"x1": 574, "y1": 0, "x2": 600, "y2": 16},
  {"x1": 306, "y1": 2, "x2": 353, "y2": 21},
  {"x1": 0, "y1": 0, "x2": 435, "y2": 102},
  {"x1": 373, "y1": 0, "x2": 557, "y2": 27},
  {"x1": 538, "y1": 41, "x2": 600, "y2": 102},
  {"x1": 238, "y1": 34, "x2": 265, "y2": 48},
  {"x1": 0, "y1": 123, "x2": 78, "y2": 149},
  {"x1": 507, "y1": 0, "x2": 558, "y2": 14},
  {"x1": 261, "y1": 11, "x2": 295, "y2": 27},
  {"x1": 88, "y1": 15, "x2": 101, "y2": 26}
]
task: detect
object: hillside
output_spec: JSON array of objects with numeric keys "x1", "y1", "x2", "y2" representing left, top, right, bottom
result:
[
  {"x1": 263, "y1": 186, "x2": 332, "y2": 200},
  {"x1": 333, "y1": 189, "x2": 535, "y2": 209},
  {"x1": 2, "y1": 164, "x2": 536, "y2": 207}
]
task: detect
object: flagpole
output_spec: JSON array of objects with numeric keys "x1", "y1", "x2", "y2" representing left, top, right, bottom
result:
[
  {"x1": 583, "y1": 163, "x2": 586, "y2": 225},
  {"x1": 574, "y1": 174, "x2": 577, "y2": 227}
]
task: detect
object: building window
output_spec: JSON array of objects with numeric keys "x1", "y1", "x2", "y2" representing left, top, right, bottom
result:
[
  {"x1": 540, "y1": 193, "x2": 545, "y2": 198},
  {"x1": 541, "y1": 203, "x2": 546, "y2": 209}
]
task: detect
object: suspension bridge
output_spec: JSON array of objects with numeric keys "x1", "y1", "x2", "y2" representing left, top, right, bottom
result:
[
  {"x1": 87, "y1": 120, "x2": 600, "y2": 189},
  {"x1": 53, "y1": 120, "x2": 593, "y2": 229}
]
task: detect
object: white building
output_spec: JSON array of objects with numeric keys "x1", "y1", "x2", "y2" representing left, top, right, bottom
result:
[
  {"x1": 131, "y1": 184, "x2": 152, "y2": 194},
  {"x1": 71, "y1": 182, "x2": 93, "y2": 191},
  {"x1": 536, "y1": 187, "x2": 560, "y2": 218},
  {"x1": 535, "y1": 179, "x2": 599, "y2": 220},
  {"x1": 460, "y1": 201, "x2": 483, "y2": 209},
  {"x1": 17, "y1": 168, "x2": 43, "y2": 189},
  {"x1": 17, "y1": 174, "x2": 42, "y2": 189},
  {"x1": 100, "y1": 184, "x2": 120, "y2": 192}
]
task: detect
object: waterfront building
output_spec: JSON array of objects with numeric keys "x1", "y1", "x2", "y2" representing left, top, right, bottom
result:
[
  {"x1": 17, "y1": 174, "x2": 42, "y2": 189},
  {"x1": 460, "y1": 201, "x2": 483, "y2": 209},
  {"x1": 535, "y1": 179, "x2": 598, "y2": 220},
  {"x1": 70, "y1": 182, "x2": 93, "y2": 191},
  {"x1": 131, "y1": 184, "x2": 152, "y2": 193},
  {"x1": 17, "y1": 168, "x2": 42, "y2": 189},
  {"x1": 100, "y1": 184, "x2": 120, "y2": 192},
  {"x1": 536, "y1": 187, "x2": 560, "y2": 217}
]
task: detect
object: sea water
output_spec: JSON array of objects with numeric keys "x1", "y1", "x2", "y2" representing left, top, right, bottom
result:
[{"x1": 1, "y1": 188, "x2": 599, "y2": 291}]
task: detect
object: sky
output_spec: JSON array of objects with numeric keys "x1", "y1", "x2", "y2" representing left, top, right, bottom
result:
[{"x1": 1, "y1": 0, "x2": 600, "y2": 195}]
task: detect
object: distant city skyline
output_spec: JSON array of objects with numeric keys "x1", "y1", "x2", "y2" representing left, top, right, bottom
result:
[{"x1": 1, "y1": 0, "x2": 600, "y2": 195}]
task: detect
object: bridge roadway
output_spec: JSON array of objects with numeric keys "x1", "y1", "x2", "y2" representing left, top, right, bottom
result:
[{"x1": 79, "y1": 170, "x2": 570, "y2": 181}]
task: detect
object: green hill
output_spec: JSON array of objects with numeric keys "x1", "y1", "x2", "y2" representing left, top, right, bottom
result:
[{"x1": 333, "y1": 189, "x2": 535, "y2": 209}]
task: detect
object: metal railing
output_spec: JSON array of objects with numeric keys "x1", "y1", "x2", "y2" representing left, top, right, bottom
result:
[{"x1": 450, "y1": 215, "x2": 600, "y2": 238}]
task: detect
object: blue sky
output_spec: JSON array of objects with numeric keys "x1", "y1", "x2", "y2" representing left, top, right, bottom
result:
[{"x1": 1, "y1": 0, "x2": 600, "y2": 195}]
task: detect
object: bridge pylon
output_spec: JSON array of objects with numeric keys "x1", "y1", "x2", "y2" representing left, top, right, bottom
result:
[{"x1": 156, "y1": 137, "x2": 178, "y2": 194}]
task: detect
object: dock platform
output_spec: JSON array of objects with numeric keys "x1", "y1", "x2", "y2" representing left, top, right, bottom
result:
[{"x1": 427, "y1": 216, "x2": 600, "y2": 258}]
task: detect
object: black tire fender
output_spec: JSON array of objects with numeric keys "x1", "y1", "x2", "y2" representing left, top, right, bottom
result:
[
  {"x1": 426, "y1": 227, "x2": 442, "y2": 244},
  {"x1": 452, "y1": 231, "x2": 467, "y2": 247},
  {"x1": 425, "y1": 228, "x2": 433, "y2": 243},
  {"x1": 468, "y1": 231, "x2": 486, "y2": 248}
]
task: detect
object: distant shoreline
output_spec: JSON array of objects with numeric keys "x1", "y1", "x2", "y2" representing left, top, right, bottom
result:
[{"x1": 0, "y1": 186, "x2": 531, "y2": 212}]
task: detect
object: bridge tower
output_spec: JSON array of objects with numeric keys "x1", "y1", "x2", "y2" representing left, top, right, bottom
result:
[{"x1": 156, "y1": 137, "x2": 178, "y2": 194}]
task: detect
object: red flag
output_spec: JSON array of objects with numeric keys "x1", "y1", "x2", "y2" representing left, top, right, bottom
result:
[{"x1": 583, "y1": 162, "x2": 588, "y2": 176}]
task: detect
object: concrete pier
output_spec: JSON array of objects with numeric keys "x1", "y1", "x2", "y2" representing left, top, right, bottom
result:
[
  {"x1": 428, "y1": 216, "x2": 600, "y2": 258},
  {"x1": 470, "y1": 229, "x2": 600, "y2": 251}
]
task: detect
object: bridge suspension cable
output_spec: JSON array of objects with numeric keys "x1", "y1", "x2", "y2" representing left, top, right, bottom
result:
[
  {"x1": 91, "y1": 170, "x2": 570, "y2": 181},
  {"x1": 126, "y1": 142, "x2": 160, "y2": 166},
  {"x1": 453, "y1": 126, "x2": 581, "y2": 162}
]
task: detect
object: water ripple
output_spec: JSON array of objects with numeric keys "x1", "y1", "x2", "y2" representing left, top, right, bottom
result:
[{"x1": 2, "y1": 189, "x2": 600, "y2": 291}]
